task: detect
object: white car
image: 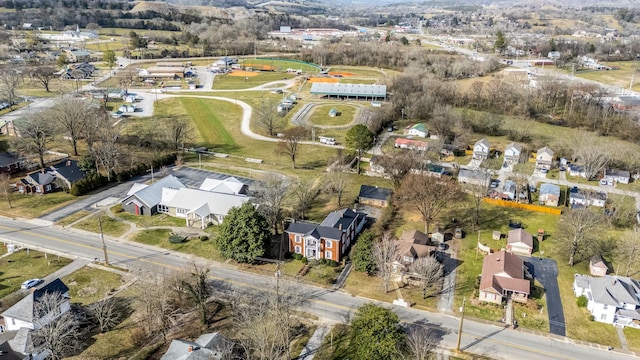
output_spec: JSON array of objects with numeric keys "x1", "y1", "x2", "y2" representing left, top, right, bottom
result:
[{"x1": 21, "y1": 278, "x2": 42, "y2": 289}]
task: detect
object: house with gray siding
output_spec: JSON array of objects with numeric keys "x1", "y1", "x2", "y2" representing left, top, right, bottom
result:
[{"x1": 121, "y1": 175, "x2": 186, "y2": 216}]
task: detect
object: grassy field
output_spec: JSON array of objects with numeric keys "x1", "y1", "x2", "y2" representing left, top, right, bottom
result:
[
  {"x1": 574, "y1": 61, "x2": 640, "y2": 92},
  {"x1": 240, "y1": 58, "x2": 320, "y2": 73},
  {"x1": 73, "y1": 214, "x2": 131, "y2": 237},
  {"x1": 56, "y1": 210, "x2": 93, "y2": 227},
  {"x1": 0, "y1": 192, "x2": 81, "y2": 219},
  {"x1": 0, "y1": 250, "x2": 72, "y2": 300},
  {"x1": 327, "y1": 66, "x2": 384, "y2": 78},
  {"x1": 129, "y1": 229, "x2": 223, "y2": 262},
  {"x1": 307, "y1": 104, "x2": 357, "y2": 126},
  {"x1": 212, "y1": 72, "x2": 296, "y2": 90},
  {"x1": 62, "y1": 267, "x2": 123, "y2": 306}
]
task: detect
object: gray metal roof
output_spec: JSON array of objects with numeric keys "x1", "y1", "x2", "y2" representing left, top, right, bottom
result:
[
  {"x1": 1, "y1": 279, "x2": 69, "y2": 324},
  {"x1": 539, "y1": 183, "x2": 560, "y2": 196},
  {"x1": 310, "y1": 83, "x2": 386, "y2": 97},
  {"x1": 122, "y1": 175, "x2": 186, "y2": 208},
  {"x1": 358, "y1": 185, "x2": 392, "y2": 201}
]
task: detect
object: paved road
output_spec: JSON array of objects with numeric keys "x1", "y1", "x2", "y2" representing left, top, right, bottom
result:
[
  {"x1": 437, "y1": 251, "x2": 458, "y2": 313},
  {"x1": 525, "y1": 257, "x2": 566, "y2": 336},
  {"x1": 0, "y1": 217, "x2": 635, "y2": 360}
]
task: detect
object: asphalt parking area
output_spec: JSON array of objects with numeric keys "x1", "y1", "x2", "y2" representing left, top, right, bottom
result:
[
  {"x1": 524, "y1": 257, "x2": 566, "y2": 336},
  {"x1": 171, "y1": 167, "x2": 255, "y2": 188}
]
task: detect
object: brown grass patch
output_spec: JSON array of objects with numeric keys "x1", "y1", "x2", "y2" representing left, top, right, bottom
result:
[
  {"x1": 228, "y1": 70, "x2": 260, "y2": 77},
  {"x1": 308, "y1": 77, "x2": 339, "y2": 83}
]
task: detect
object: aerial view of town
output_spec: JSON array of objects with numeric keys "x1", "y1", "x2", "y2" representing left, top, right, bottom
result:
[{"x1": 0, "y1": 0, "x2": 639, "y2": 359}]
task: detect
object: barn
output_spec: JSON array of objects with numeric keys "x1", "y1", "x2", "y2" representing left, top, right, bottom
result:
[{"x1": 310, "y1": 83, "x2": 387, "y2": 101}]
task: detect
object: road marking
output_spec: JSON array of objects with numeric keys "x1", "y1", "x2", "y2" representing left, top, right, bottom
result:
[{"x1": 0, "y1": 224, "x2": 619, "y2": 359}]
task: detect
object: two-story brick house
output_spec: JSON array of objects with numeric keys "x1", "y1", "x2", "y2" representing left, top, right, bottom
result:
[{"x1": 286, "y1": 208, "x2": 366, "y2": 262}]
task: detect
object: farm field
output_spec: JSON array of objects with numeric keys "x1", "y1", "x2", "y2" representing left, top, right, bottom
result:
[{"x1": 212, "y1": 72, "x2": 297, "y2": 90}]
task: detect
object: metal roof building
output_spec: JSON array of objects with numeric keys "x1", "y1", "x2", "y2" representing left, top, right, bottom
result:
[{"x1": 310, "y1": 83, "x2": 386, "y2": 100}]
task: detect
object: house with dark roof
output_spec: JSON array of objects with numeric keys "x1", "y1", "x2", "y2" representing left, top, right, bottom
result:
[
  {"x1": 0, "y1": 152, "x2": 22, "y2": 174},
  {"x1": 16, "y1": 171, "x2": 56, "y2": 194},
  {"x1": 358, "y1": 185, "x2": 392, "y2": 208},
  {"x1": 121, "y1": 175, "x2": 186, "y2": 216},
  {"x1": 479, "y1": 250, "x2": 530, "y2": 305},
  {"x1": 539, "y1": 183, "x2": 560, "y2": 207},
  {"x1": 286, "y1": 208, "x2": 366, "y2": 261},
  {"x1": 1, "y1": 279, "x2": 70, "y2": 331},
  {"x1": 569, "y1": 187, "x2": 606, "y2": 208},
  {"x1": 48, "y1": 159, "x2": 88, "y2": 189},
  {"x1": 506, "y1": 228, "x2": 533, "y2": 255},
  {"x1": 604, "y1": 168, "x2": 631, "y2": 185},
  {"x1": 574, "y1": 274, "x2": 640, "y2": 327}
]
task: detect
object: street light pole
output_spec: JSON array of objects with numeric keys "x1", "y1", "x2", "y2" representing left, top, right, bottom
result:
[
  {"x1": 456, "y1": 297, "x2": 466, "y2": 352},
  {"x1": 98, "y1": 215, "x2": 109, "y2": 266}
]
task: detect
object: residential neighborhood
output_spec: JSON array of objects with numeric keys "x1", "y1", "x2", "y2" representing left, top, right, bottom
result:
[{"x1": 0, "y1": 0, "x2": 639, "y2": 359}]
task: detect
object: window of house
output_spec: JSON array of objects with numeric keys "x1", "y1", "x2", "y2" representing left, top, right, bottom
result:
[
  {"x1": 177, "y1": 208, "x2": 187, "y2": 215},
  {"x1": 325, "y1": 251, "x2": 332, "y2": 260},
  {"x1": 294, "y1": 246, "x2": 301, "y2": 254},
  {"x1": 601, "y1": 314, "x2": 607, "y2": 321},
  {"x1": 603, "y1": 304, "x2": 608, "y2": 310},
  {"x1": 326, "y1": 240, "x2": 332, "y2": 248},
  {"x1": 295, "y1": 235, "x2": 301, "y2": 243},
  {"x1": 157, "y1": 204, "x2": 168, "y2": 213}
]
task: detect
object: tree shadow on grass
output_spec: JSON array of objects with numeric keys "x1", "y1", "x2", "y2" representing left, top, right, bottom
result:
[{"x1": 299, "y1": 159, "x2": 328, "y2": 170}]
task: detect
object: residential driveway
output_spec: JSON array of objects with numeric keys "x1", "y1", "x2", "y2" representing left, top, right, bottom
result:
[{"x1": 524, "y1": 257, "x2": 566, "y2": 336}]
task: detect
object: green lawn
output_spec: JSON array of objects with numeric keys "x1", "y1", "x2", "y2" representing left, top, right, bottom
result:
[
  {"x1": 179, "y1": 97, "x2": 237, "y2": 149},
  {"x1": 0, "y1": 192, "x2": 81, "y2": 219},
  {"x1": 212, "y1": 72, "x2": 296, "y2": 90},
  {"x1": 328, "y1": 66, "x2": 384, "y2": 78},
  {"x1": 240, "y1": 58, "x2": 321, "y2": 73},
  {"x1": 0, "y1": 250, "x2": 72, "y2": 300},
  {"x1": 307, "y1": 104, "x2": 357, "y2": 126},
  {"x1": 313, "y1": 324, "x2": 351, "y2": 360},
  {"x1": 73, "y1": 214, "x2": 131, "y2": 237},
  {"x1": 129, "y1": 229, "x2": 223, "y2": 261},
  {"x1": 574, "y1": 61, "x2": 640, "y2": 92},
  {"x1": 56, "y1": 210, "x2": 93, "y2": 227},
  {"x1": 62, "y1": 267, "x2": 123, "y2": 306},
  {"x1": 624, "y1": 327, "x2": 640, "y2": 352}
]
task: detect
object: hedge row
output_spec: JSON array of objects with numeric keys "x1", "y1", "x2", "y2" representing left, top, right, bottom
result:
[{"x1": 69, "y1": 153, "x2": 177, "y2": 196}]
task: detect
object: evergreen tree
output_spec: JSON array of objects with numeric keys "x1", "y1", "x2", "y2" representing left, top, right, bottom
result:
[
  {"x1": 350, "y1": 304, "x2": 405, "y2": 360},
  {"x1": 215, "y1": 202, "x2": 270, "y2": 263}
]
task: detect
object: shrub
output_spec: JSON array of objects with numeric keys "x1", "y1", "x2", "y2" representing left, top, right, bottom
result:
[
  {"x1": 169, "y1": 234, "x2": 186, "y2": 244},
  {"x1": 301, "y1": 257, "x2": 308, "y2": 264},
  {"x1": 328, "y1": 260, "x2": 339, "y2": 267},
  {"x1": 199, "y1": 235, "x2": 209, "y2": 241},
  {"x1": 319, "y1": 258, "x2": 327, "y2": 265},
  {"x1": 577, "y1": 295, "x2": 588, "y2": 308},
  {"x1": 293, "y1": 253, "x2": 303, "y2": 261},
  {"x1": 589, "y1": 315, "x2": 595, "y2": 321}
]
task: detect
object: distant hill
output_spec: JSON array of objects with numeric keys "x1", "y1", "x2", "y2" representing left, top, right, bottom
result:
[{"x1": 131, "y1": 1, "x2": 254, "y2": 20}]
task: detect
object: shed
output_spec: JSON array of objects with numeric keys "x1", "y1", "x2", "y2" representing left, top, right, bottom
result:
[
  {"x1": 358, "y1": 185, "x2": 392, "y2": 208},
  {"x1": 589, "y1": 255, "x2": 608, "y2": 277}
]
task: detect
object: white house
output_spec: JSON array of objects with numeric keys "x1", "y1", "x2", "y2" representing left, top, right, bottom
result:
[
  {"x1": 159, "y1": 188, "x2": 251, "y2": 228},
  {"x1": 1, "y1": 279, "x2": 70, "y2": 331},
  {"x1": 473, "y1": 139, "x2": 490, "y2": 160},
  {"x1": 536, "y1": 146, "x2": 554, "y2": 170},
  {"x1": 568, "y1": 164, "x2": 587, "y2": 178},
  {"x1": 506, "y1": 228, "x2": 533, "y2": 255},
  {"x1": 457, "y1": 169, "x2": 490, "y2": 186},
  {"x1": 407, "y1": 123, "x2": 428, "y2": 138},
  {"x1": 504, "y1": 143, "x2": 522, "y2": 165},
  {"x1": 161, "y1": 332, "x2": 228, "y2": 360},
  {"x1": 573, "y1": 274, "x2": 640, "y2": 327},
  {"x1": 604, "y1": 169, "x2": 630, "y2": 185},
  {"x1": 569, "y1": 188, "x2": 606, "y2": 208}
]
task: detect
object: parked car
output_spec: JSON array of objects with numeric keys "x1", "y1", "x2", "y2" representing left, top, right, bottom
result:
[
  {"x1": 490, "y1": 180, "x2": 499, "y2": 188},
  {"x1": 600, "y1": 179, "x2": 608, "y2": 186},
  {"x1": 559, "y1": 166, "x2": 566, "y2": 171},
  {"x1": 21, "y1": 278, "x2": 42, "y2": 289},
  {"x1": 540, "y1": 168, "x2": 548, "y2": 174}
]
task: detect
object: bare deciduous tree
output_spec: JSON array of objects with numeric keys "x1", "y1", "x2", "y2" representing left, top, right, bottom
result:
[
  {"x1": 133, "y1": 271, "x2": 180, "y2": 342},
  {"x1": 372, "y1": 233, "x2": 398, "y2": 293},
  {"x1": 290, "y1": 179, "x2": 318, "y2": 220},
  {"x1": 410, "y1": 256, "x2": 444, "y2": 299},
  {"x1": 33, "y1": 292, "x2": 82, "y2": 360},
  {"x1": 375, "y1": 150, "x2": 419, "y2": 189},
  {"x1": 397, "y1": 174, "x2": 461, "y2": 233},
  {"x1": 0, "y1": 65, "x2": 23, "y2": 110},
  {"x1": 468, "y1": 167, "x2": 490, "y2": 227},
  {"x1": 430, "y1": 104, "x2": 454, "y2": 138},
  {"x1": 13, "y1": 112, "x2": 57, "y2": 169},
  {"x1": 614, "y1": 231, "x2": 640, "y2": 277},
  {"x1": 255, "y1": 173, "x2": 289, "y2": 235},
  {"x1": 88, "y1": 297, "x2": 120, "y2": 333},
  {"x1": 277, "y1": 126, "x2": 306, "y2": 169},
  {"x1": 166, "y1": 118, "x2": 192, "y2": 151},
  {"x1": 31, "y1": 65, "x2": 57, "y2": 93},
  {"x1": 404, "y1": 326, "x2": 439, "y2": 360},
  {"x1": 256, "y1": 97, "x2": 281, "y2": 136},
  {"x1": 559, "y1": 208, "x2": 605, "y2": 266},
  {"x1": 179, "y1": 263, "x2": 212, "y2": 325},
  {"x1": 0, "y1": 172, "x2": 12, "y2": 208},
  {"x1": 324, "y1": 167, "x2": 349, "y2": 207},
  {"x1": 567, "y1": 132, "x2": 610, "y2": 180},
  {"x1": 49, "y1": 96, "x2": 95, "y2": 156},
  {"x1": 91, "y1": 126, "x2": 120, "y2": 181}
]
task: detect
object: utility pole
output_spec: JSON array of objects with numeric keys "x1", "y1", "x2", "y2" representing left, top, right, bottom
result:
[
  {"x1": 98, "y1": 215, "x2": 109, "y2": 266},
  {"x1": 456, "y1": 297, "x2": 466, "y2": 352}
]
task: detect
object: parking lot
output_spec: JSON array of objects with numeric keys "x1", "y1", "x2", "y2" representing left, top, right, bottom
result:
[{"x1": 524, "y1": 257, "x2": 566, "y2": 336}]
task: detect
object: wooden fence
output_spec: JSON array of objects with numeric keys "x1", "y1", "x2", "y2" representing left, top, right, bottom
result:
[{"x1": 482, "y1": 198, "x2": 562, "y2": 215}]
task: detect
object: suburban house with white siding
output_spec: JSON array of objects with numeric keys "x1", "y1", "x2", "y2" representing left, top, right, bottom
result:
[
  {"x1": 536, "y1": 146, "x2": 554, "y2": 170},
  {"x1": 574, "y1": 274, "x2": 640, "y2": 327},
  {"x1": 504, "y1": 143, "x2": 522, "y2": 165},
  {"x1": 479, "y1": 250, "x2": 530, "y2": 305},
  {"x1": 473, "y1": 139, "x2": 490, "y2": 160}
]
